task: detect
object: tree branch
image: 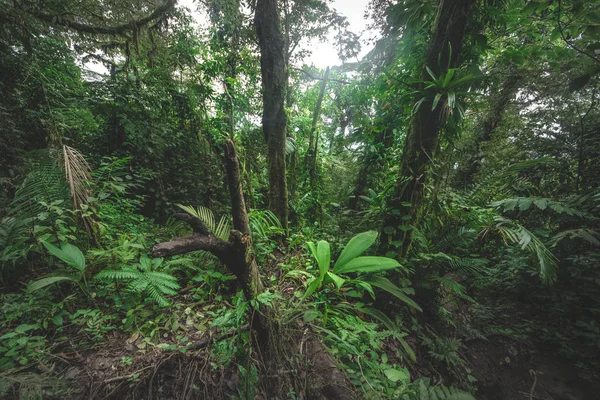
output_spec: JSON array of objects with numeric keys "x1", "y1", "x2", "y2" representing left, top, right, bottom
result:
[
  {"x1": 151, "y1": 233, "x2": 234, "y2": 261},
  {"x1": 29, "y1": 0, "x2": 176, "y2": 36},
  {"x1": 292, "y1": 67, "x2": 352, "y2": 85},
  {"x1": 225, "y1": 139, "x2": 250, "y2": 235}
]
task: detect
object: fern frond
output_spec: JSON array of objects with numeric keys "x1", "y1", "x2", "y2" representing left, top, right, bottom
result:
[
  {"x1": 94, "y1": 269, "x2": 141, "y2": 281},
  {"x1": 145, "y1": 285, "x2": 169, "y2": 307}
]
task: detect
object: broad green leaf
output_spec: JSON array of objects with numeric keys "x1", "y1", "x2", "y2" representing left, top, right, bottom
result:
[
  {"x1": 327, "y1": 271, "x2": 345, "y2": 289},
  {"x1": 42, "y1": 241, "x2": 85, "y2": 271},
  {"x1": 383, "y1": 368, "x2": 410, "y2": 383},
  {"x1": 533, "y1": 198, "x2": 548, "y2": 210},
  {"x1": 303, "y1": 310, "x2": 320, "y2": 323},
  {"x1": 366, "y1": 276, "x2": 422, "y2": 311},
  {"x1": 303, "y1": 277, "x2": 322, "y2": 300},
  {"x1": 316, "y1": 240, "x2": 330, "y2": 280},
  {"x1": 334, "y1": 231, "x2": 378, "y2": 271},
  {"x1": 518, "y1": 198, "x2": 533, "y2": 211},
  {"x1": 15, "y1": 324, "x2": 39, "y2": 334},
  {"x1": 334, "y1": 256, "x2": 401, "y2": 274},
  {"x1": 28, "y1": 275, "x2": 78, "y2": 292}
]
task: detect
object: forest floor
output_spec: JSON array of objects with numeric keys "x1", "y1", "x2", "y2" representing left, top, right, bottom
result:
[
  {"x1": 38, "y1": 322, "x2": 600, "y2": 399},
  {"x1": 466, "y1": 337, "x2": 598, "y2": 400}
]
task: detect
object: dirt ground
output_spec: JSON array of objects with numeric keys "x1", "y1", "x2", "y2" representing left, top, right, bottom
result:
[{"x1": 466, "y1": 336, "x2": 599, "y2": 400}]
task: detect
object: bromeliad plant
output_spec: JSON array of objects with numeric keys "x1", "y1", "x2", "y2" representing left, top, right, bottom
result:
[{"x1": 288, "y1": 231, "x2": 421, "y2": 311}]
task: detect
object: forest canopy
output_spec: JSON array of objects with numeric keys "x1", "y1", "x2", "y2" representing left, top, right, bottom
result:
[{"x1": 0, "y1": 0, "x2": 599, "y2": 399}]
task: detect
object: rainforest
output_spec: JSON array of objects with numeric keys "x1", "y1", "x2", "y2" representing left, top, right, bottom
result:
[{"x1": 1, "y1": 0, "x2": 599, "y2": 399}]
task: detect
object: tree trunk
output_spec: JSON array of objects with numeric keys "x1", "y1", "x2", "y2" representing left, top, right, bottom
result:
[
  {"x1": 349, "y1": 125, "x2": 393, "y2": 210},
  {"x1": 152, "y1": 139, "x2": 267, "y2": 337},
  {"x1": 379, "y1": 0, "x2": 475, "y2": 258},
  {"x1": 255, "y1": 0, "x2": 289, "y2": 231},
  {"x1": 456, "y1": 68, "x2": 521, "y2": 187},
  {"x1": 306, "y1": 66, "x2": 330, "y2": 187}
]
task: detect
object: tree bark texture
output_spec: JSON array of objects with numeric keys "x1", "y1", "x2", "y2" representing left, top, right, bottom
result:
[
  {"x1": 380, "y1": 0, "x2": 475, "y2": 258},
  {"x1": 306, "y1": 66, "x2": 330, "y2": 187},
  {"x1": 152, "y1": 140, "x2": 264, "y2": 332},
  {"x1": 349, "y1": 125, "x2": 394, "y2": 210},
  {"x1": 456, "y1": 68, "x2": 522, "y2": 186},
  {"x1": 255, "y1": 0, "x2": 289, "y2": 231}
]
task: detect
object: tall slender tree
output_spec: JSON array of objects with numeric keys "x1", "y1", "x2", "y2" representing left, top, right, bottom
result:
[
  {"x1": 380, "y1": 0, "x2": 476, "y2": 257},
  {"x1": 255, "y1": 0, "x2": 289, "y2": 230}
]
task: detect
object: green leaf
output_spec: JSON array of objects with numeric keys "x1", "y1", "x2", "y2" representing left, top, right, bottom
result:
[
  {"x1": 432, "y1": 93, "x2": 442, "y2": 110},
  {"x1": 303, "y1": 310, "x2": 320, "y2": 323},
  {"x1": 533, "y1": 198, "x2": 548, "y2": 210},
  {"x1": 327, "y1": 271, "x2": 345, "y2": 289},
  {"x1": 303, "y1": 278, "x2": 322, "y2": 300},
  {"x1": 425, "y1": 66, "x2": 437, "y2": 81},
  {"x1": 448, "y1": 92, "x2": 456, "y2": 109},
  {"x1": 358, "y1": 307, "x2": 395, "y2": 330},
  {"x1": 334, "y1": 231, "x2": 378, "y2": 271},
  {"x1": 366, "y1": 276, "x2": 422, "y2": 311},
  {"x1": 442, "y1": 69, "x2": 455, "y2": 88},
  {"x1": 15, "y1": 324, "x2": 39, "y2": 334},
  {"x1": 316, "y1": 241, "x2": 331, "y2": 280},
  {"x1": 28, "y1": 275, "x2": 78, "y2": 292},
  {"x1": 518, "y1": 198, "x2": 533, "y2": 211},
  {"x1": 383, "y1": 368, "x2": 410, "y2": 383},
  {"x1": 42, "y1": 241, "x2": 85, "y2": 271},
  {"x1": 334, "y1": 256, "x2": 401, "y2": 274}
]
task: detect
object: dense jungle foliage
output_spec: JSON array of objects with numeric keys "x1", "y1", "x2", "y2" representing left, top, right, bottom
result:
[{"x1": 1, "y1": 0, "x2": 599, "y2": 398}]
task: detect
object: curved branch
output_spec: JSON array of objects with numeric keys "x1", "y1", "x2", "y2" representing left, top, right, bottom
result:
[
  {"x1": 30, "y1": 0, "x2": 176, "y2": 36},
  {"x1": 151, "y1": 233, "x2": 234, "y2": 261}
]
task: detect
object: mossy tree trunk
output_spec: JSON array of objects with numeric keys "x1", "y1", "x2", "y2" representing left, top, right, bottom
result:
[
  {"x1": 379, "y1": 0, "x2": 475, "y2": 259},
  {"x1": 255, "y1": 0, "x2": 289, "y2": 231}
]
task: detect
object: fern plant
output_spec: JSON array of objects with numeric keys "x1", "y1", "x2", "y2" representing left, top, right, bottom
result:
[{"x1": 95, "y1": 255, "x2": 180, "y2": 306}]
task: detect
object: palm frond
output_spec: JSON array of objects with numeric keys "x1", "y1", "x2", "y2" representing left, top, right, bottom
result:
[
  {"x1": 492, "y1": 197, "x2": 587, "y2": 217},
  {"x1": 176, "y1": 204, "x2": 231, "y2": 241},
  {"x1": 493, "y1": 216, "x2": 558, "y2": 285},
  {"x1": 61, "y1": 145, "x2": 92, "y2": 212},
  {"x1": 248, "y1": 209, "x2": 282, "y2": 240}
]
